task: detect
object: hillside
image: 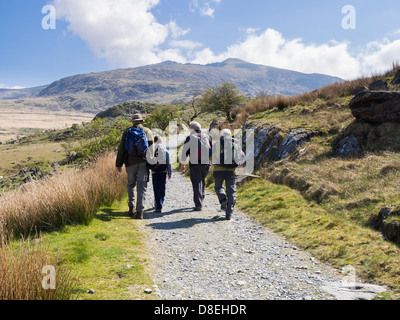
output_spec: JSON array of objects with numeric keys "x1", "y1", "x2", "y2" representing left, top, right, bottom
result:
[
  {"x1": 0, "y1": 59, "x2": 342, "y2": 114},
  {"x1": 2, "y1": 66, "x2": 400, "y2": 299}
]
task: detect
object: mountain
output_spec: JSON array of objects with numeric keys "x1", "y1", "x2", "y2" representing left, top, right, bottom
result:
[
  {"x1": 0, "y1": 59, "x2": 343, "y2": 114},
  {"x1": 0, "y1": 85, "x2": 47, "y2": 100}
]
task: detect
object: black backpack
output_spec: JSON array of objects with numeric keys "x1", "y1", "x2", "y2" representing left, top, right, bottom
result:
[{"x1": 218, "y1": 138, "x2": 239, "y2": 169}]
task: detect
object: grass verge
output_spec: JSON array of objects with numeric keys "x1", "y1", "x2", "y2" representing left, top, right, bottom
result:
[{"x1": 36, "y1": 197, "x2": 155, "y2": 300}]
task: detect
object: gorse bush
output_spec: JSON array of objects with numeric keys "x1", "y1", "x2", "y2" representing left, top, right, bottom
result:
[{"x1": 0, "y1": 153, "x2": 127, "y2": 240}]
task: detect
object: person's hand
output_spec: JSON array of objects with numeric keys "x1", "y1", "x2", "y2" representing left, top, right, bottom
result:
[
  {"x1": 116, "y1": 167, "x2": 122, "y2": 173},
  {"x1": 168, "y1": 174, "x2": 172, "y2": 180},
  {"x1": 180, "y1": 164, "x2": 186, "y2": 173}
]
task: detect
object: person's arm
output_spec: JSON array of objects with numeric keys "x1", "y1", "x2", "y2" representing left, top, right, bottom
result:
[
  {"x1": 166, "y1": 151, "x2": 172, "y2": 179},
  {"x1": 179, "y1": 136, "x2": 190, "y2": 172},
  {"x1": 116, "y1": 129, "x2": 128, "y2": 172}
]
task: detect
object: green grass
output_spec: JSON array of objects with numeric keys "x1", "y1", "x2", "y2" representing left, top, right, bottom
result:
[
  {"x1": 0, "y1": 141, "x2": 66, "y2": 176},
  {"x1": 236, "y1": 176, "x2": 400, "y2": 299},
  {"x1": 40, "y1": 197, "x2": 156, "y2": 300}
]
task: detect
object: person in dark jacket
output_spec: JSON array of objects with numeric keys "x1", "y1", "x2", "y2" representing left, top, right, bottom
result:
[
  {"x1": 116, "y1": 114, "x2": 153, "y2": 219},
  {"x1": 148, "y1": 136, "x2": 172, "y2": 213},
  {"x1": 180, "y1": 121, "x2": 212, "y2": 211}
]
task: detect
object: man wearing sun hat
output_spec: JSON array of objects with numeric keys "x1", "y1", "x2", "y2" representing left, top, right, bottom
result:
[{"x1": 116, "y1": 113, "x2": 153, "y2": 219}]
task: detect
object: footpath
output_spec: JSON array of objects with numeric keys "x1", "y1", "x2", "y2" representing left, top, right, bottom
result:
[{"x1": 140, "y1": 168, "x2": 385, "y2": 300}]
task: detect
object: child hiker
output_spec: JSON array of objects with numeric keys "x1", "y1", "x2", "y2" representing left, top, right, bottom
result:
[{"x1": 148, "y1": 136, "x2": 172, "y2": 213}]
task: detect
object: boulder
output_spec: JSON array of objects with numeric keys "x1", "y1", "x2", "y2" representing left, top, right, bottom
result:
[
  {"x1": 334, "y1": 134, "x2": 362, "y2": 156},
  {"x1": 351, "y1": 86, "x2": 368, "y2": 96},
  {"x1": 349, "y1": 91, "x2": 400, "y2": 123},
  {"x1": 369, "y1": 206, "x2": 400, "y2": 245},
  {"x1": 391, "y1": 69, "x2": 400, "y2": 85},
  {"x1": 368, "y1": 80, "x2": 387, "y2": 90}
]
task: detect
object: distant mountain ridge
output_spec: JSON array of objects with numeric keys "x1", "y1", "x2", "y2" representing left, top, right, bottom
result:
[{"x1": 0, "y1": 59, "x2": 343, "y2": 114}]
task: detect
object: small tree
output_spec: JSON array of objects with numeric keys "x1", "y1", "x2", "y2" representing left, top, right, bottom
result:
[
  {"x1": 181, "y1": 91, "x2": 205, "y2": 126},
  {"x1": 200, "y1": 82, "x2": 244, "y2": 122},
  {"x1": 144, "y1": 105, "x2": 181, "y2": 131}
]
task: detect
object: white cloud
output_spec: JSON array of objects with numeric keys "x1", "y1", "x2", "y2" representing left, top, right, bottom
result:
[
  {"x1": 52, "y1": 1, "x2": 399, "y2": 80},
  {"x1": 53, "y1": 0, "x2": 179, "y2": 67},
  {"x1": 192, "y1": 28, "x2": 361, "y2": 79},
  {"x1": 358, "y1": 39, "x2": 400, "y2": 76},
  {"x1": 191, "y1": 28, "x2": 400, "y2": 80},
  {"x1": 190, "y1": 0, "x2": 221, "y2": 18}
]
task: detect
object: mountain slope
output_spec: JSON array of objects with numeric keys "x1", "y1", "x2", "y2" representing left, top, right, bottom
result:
[{"x1": 1, "y1": 59, "x2": 342, "y2": 113}]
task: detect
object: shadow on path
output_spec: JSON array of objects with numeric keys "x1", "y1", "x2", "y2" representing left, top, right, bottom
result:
[{"x1": 146, "y1": 217, "x2": 218, "y2": 230}]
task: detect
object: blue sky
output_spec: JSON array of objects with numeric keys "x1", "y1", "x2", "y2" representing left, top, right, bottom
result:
[{"x1": 1, "y1": 0, "x2": 399, "y2": 88}]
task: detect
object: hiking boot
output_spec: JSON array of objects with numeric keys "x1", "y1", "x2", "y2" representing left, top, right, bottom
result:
[
  {"x1": 220, "y1": 201, "x2": 227, "y2": 211},
  {"x1": 128, "y1": 207, "x2": 134, "y2": 217},
  {"x1": 134, "y1": 211, "x2": 144, "y2": 220},
  {"x1": 154, "y1": 209, "x2": 162, "y2": 213},
  {"x1": 225, "y1": 214, "x2": 232, "y2": 221},
  {"x1": 194, "y1": 206, "x2": 203, "y2": 211}
]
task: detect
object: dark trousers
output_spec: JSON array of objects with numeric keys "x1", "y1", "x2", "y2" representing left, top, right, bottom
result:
[
  {"x1": 189, "y1": 164, "x2": 210, "y2": 208},
  {"x1": 152, "y1": 172, "x2": 167, "y2": 210},
  {"x1": 213, "y1": 170, "x2": 237, "y2": 216}
]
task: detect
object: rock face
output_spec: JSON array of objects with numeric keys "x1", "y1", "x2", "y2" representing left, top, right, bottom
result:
[
  {"x1": 368, "y1": 80, "x2": 388, "y2": 90},
  {"x1": 349, "y1": 91, "x2": 400, "y2": 123},
  {"x1": 369, "y1": 206, "x2": 400, "y2": 245},
  {"x1": 242, "y1": 123, "x2": 319, "y2": 166},
  {"x1": 391, "y1": 69, "x2": 400, "y2": 85},
  {"x1": 334, "y1": 134, "x2": 362, "y2": 156}
]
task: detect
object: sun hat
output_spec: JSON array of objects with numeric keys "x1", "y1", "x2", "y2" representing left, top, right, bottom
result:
[{"x1": 131, "y1": 114, "x2": 143, "y2": 122}]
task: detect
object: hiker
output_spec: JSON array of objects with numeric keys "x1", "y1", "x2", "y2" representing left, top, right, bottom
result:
[
  {"x1": 212, "y1": 129, "x2": 245, "y2": 220},
  {"x1": 147, "y1": 136, "x2": 172, "y2": 213},
  {"x1": 116, "y1": 114, "x2": 153, "y2": 219},
  {"x1": 180, "y1": 121, "x2": 212, "y2": 211}
]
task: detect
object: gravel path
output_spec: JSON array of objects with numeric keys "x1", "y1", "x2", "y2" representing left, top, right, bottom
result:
[{"x1": 140, "y1": 169, "x2": 385, "y2": 300}]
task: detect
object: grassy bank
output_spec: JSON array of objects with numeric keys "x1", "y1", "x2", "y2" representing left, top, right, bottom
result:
[
  {"x1": 236, "y1": 179, "x2": 400, "y2": 299},
  {"x1": 0, "y1": 151, "x2": 155, "y2": 300},
  {"x1": 0, "y1": 153, "x2": 126, "y2": 240},
  {"x1": 40, "y1": 198, "x2": 155, "y2": 300}
]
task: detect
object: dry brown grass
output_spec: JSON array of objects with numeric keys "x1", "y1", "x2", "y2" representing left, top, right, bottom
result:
[
  {"x1": 233, "y1": 63, "x2": 400, "y2": 128},
  {"x1": 0, "y1": 107, "x2": 94, "y2": 143},
  {"x1": 0, "y1": 153, "x2": 127, "y2": 240},
  {"x1": 0, "y1": 238, "x2": 76, "y2": 300}
]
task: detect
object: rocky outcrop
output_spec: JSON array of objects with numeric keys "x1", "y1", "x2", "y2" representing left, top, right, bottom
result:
[
  {"x1": 242, "y1": 122, "x2": 320, "y2": 166},
  {"x1": 369, "y1": 206, "x2": 400, "y2": 245},
  {"x1": 349, "y1": 91, "x2": 400, "y2": 123},
  {"x1": 334, "y1": 134, "x2": 362, "y2": 156},
  {"x1": 368, "y1": 80, "x2": 387, "y2": 90},
  {"x1": 391, "y1": 69, "x2": 400, "y2": 85}
]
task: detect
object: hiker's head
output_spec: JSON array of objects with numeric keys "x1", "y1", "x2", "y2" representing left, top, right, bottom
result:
[
  {"x1": 220, "y1": 129, "x2": 232, "y2": 138},
  {"x1": 131, "y1": 114, "x2": 144, "y2": 124},
  {"x1": 189, "y1": 121, "x2": 201, "y2": 132},
  {"x1": 154, "y1": 136, "x2": 162, "y2": 144}
]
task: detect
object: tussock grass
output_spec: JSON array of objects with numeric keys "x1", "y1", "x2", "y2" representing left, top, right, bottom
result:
[
  {"x1": 0, "y1": 238, "x2": 76, "y2": 300},
  {"x1": 0, "y1": 153, "x2": 126, "y2": 240}
]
